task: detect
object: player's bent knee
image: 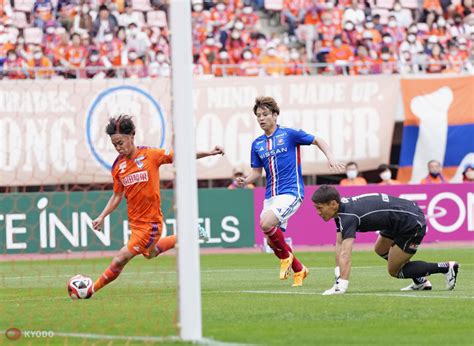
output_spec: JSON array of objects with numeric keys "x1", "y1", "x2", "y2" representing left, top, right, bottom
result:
[{"x1": 388, "y1": 267, "x2": 400, "y2": 277}]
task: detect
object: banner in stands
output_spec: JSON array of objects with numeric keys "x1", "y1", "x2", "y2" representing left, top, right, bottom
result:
[
  {"x1": 253, "y1": 184, "x2": 474, "y2": 246},
  {"x1": 0, "y1": 76, "x2": 398, "y2": 186},
  {"x1": 0, "y1": 189, "x2": 255, "y2": 254},
  {"x1": 398, "y1": 75, "x2": 474, "y2": 183}
]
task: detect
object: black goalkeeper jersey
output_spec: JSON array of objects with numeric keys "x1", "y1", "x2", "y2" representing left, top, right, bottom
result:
[{"x1": 335, "y1": 193, "x2": 426, "y2": 239}]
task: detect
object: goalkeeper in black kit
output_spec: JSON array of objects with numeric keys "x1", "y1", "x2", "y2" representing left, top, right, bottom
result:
[{"x1": 311, "y1": 185, "x2": 460, "y2": 295}]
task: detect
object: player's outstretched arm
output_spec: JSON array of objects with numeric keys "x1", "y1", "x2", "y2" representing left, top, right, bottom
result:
[
  {"x1": 312, "y1": 137, "x2": 345, "y2": 173},
  {"x1": 196, "y1": 145, "x2": 225, "y2": 159},
  {"x1": 92, "y1": 191, "x2": 123, "y2": 231},
  {"x1": 236, "y1": 167, "x2": 262, "y2": 187}
]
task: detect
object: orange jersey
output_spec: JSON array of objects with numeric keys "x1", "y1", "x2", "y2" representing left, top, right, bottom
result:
[{"x1": 111, "y1": 147, "x2": 173, "y2": 226}]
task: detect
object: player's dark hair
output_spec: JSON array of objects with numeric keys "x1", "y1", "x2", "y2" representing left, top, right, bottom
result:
[
  {"x1": 427, "y1": 159, "x2": 440, "y2": 166},
  {"x1": 311, "y1": 185, "x2": 341, "y2": 205},
  {"x1": 346, "y1": 161, "x2": 358, "y2": 168},
  {"x1": 253, "y1": 96, "x2": 280, "y2": 115},
  {"x1": 105, "y1": 114, "x2": 136, "y2": 136}
]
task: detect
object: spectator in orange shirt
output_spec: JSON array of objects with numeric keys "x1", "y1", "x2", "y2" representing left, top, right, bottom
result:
[
  {"x1": 67, "y1": 33, "x2": 88, "y2": 69},
  {"x1": 213, "y1": 49, "x2": 236, "y2": 77},
  {"x1": 350, "y1": 44, "x2": 375, "y2": 75},
  {"x1": 27, "y1": 46, "x2": 54, "y2": 79},
  {"x1": 240, "y1": 4, "x2": 260, "y2": 30},
  {"x1": 226, "y1": 28, "x2": 246, "y2": 63},
  {"x1": 423, "y1": 0, "x2": 443, "y2": 15},
  {"x1": 377, "y1": 164, "x2": 401, "y2": 185},
  {"x1": 340, "y1": 162, "x2": 368, "y2": 186},
  {"x1": 125, "y1": 49, "x2": 145, "y2": 78},
  {"x1": 260, "y1": 45, "x2": 285, "y2": 76},
  {"x1": 54, "y1": 30, "x2": 70, "y2": 68},
  {"x1": 100, "y1": 31, "x2": 123, "y2": 67},
  {"x1": 326, "y1": 35, "x2": 353, "y2": 74},
  {"x1": 421, "y1": 160, "x2": 447, "y2": 184},
  {"x1": 374, "y1": 46, "x2": 398, "y2": 74}
]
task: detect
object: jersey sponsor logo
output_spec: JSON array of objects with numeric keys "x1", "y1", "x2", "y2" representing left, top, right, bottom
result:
[
  {"x1": 135, "y1": 155, "x2": 145, "y2": 169},
  {"x1": 121, "y1": 171, "x2": 149, "y2": 186},
  {"x1": 408, "y1": 243, "x2": 418, "y2": 250},
  {"x1": 119, "y1": 162, "x2": 127, "y2": 173},
  {"x1": 85, "y1": 85, "x2": 166, "y2": 171},
  {"x1": 258, "y1": 147, "x2": 265, "y2": 152},
  {"x1": 258, "y1": 147, "x2": 288, "y2": 159}
]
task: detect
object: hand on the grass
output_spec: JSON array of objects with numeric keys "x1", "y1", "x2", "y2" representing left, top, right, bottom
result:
[
  {"x1": 322, "y1": 279, "x2": 348, "y2": 295},
  {"x1": 92, "y1": 216, "x2": 104, "y2": 231}
]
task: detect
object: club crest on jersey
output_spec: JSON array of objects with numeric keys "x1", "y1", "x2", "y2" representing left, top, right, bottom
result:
[
  {"x1": 119, "y1": 162, "x2": 127, "y2": 173},
  {"x1": 276, "y1": 137, "x2": 285, "y2": 146},
  {"x1": 135, "y1": 155, "x2": 145, "y2": 169}
]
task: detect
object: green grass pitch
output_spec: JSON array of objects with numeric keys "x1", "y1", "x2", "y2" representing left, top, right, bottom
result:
[{"x1": 0, "y1": 248, "x2": 472, "y2": 345}]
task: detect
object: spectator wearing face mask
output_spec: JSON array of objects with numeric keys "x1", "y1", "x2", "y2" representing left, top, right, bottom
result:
[
  {"x1": 225, "y1": 26, "x2": 246, "y2": 63},
  {"x1": 125, "y1": 48, "x2": 146, "y2": 78},
  {"x1": 399, "y1": 30, "x2": 424, "y2": 58},
  {"x1": 99, "y1": 31, "x2": 124, "y2": 67},
  {"x1": 450, "y1": 13, "x2": 466, "y2": 38},
  {"x1": 285, "y1": 48, "x2": 309, "y2": 75},
  {"x1": 27, "y1": 46, "x2": 54, "y2": 79},
  {"x1": 385, "y1": 16, "x2": 405, "y2": 44},
  {"x1": 326, "y1": 35, "x2": 353, "y2": 74},
  {"x1": 126, "y1": 22, "x2": 151, "y2": 59},
  {"x1": 85, "y1": 49, "x2": 106, "y2": 78},
  {"x1": 260, "y1": 45, "x2": 284, "y2": 76},
  {"x1": 429, "y1": 16, "x2": 451, "y2": 44},
  {"x1": 209, "y1": 2, "x2": 233, "y2": 29},
  {"x1": 238, "y1": 49, "x2": 260, "y2": 76},
  {"x1": 341, "y1": 21, "x2": 358, "y2": 47},
  {"x1": 148, "y1": 50, "x2": 170, "y2": 78},
  {"x1": 350, "y1": 44, "x2": 375, "y2": 75},
  {"x1": 374, "y1": 46, "x2": 398, "y2": 74},
  {"x1": 445, "y1": 40, "x2": 465, "y2": 72},
  {"x1": 462, "y1": 164, "x2": 474, "y2": 183},
  {"x1": 421, "y1": 160, "x2": 447, "y2": 184},
  {"x1": 282, "y1": 0, "x2": 307, "y2": 38},
  {"x1": 342, "y1": 0, "x2": 365, "y2": 26},
  {"x1": 213, "y1": 49, "x2": 235, "y2": 77},
  {"x1": 340, "y1": 162, "x2": 368, "y2": 186},
  {"x1": 377, "y1": 164, "x2": 401, "y2": 185},
  {"x1": 391, "y1": 1, "x2": 413, "y2": 28},
  {"x1": 314, "y1": 11, "x2": 339, "y2": 63},
  {"x1": 3, "y1": 49, "x2": 27, "y2": 79},
  {"x1": 73, "y1": 2, "x2": 93, "y2": 36},
  {"x1": 426, "y1": 42, "x2": 446, "y2": 73},
  {"x1": 32, "y1": 0, "x2": 55, "y2": 29},
  {"x1": 239, "y1": 5, "x2": 260, "y2": 30},
  {"x1": 92, "y1": 5, "x2": 119, "y2": 41}
]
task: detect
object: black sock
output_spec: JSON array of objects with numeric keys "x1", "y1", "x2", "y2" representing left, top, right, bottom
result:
[
  {"x1": 398, "y1": 261, "x2": 449, "y2": 279},
  {"x1": 378, "y1": 253, "x2": 426, "y2": 284}
]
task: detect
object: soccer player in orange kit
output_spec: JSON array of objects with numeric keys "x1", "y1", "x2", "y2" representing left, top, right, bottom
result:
[{"x1": 90, "y1": 114, "x2": 224, "y2": 296}]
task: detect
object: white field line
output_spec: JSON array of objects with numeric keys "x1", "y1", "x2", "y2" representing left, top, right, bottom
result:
[
  {"x1": 0, "y1": 331, "x2": 251, "y2": 345},
  {"x1": 213, "y1": 290, "x2": 474, "y2": 300},
  {"x1": 0, "y1": 266, "x2": 389, "y2": 281}
]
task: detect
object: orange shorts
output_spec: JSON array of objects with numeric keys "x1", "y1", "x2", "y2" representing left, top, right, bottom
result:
[{"x1": 127, "y1": 221, "x2": 163, "y2": 257}]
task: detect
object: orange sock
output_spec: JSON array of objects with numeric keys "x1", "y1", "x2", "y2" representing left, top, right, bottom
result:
[
  {"x1": 155, "y1": 235, "x2": 176, "y2": 255},
  {"x1": 93, "y1": 262, "x2": 124, "y2": 293}
]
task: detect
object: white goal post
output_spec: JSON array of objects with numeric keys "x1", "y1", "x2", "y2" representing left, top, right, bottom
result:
[{"x1": 169, "y1": 0, "x2": 203, "y2": 341}]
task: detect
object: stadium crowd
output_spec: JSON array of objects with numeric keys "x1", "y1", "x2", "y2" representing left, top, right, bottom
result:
[{"x1": 0, "y1": 0, "x2": 473, "y2": 79}]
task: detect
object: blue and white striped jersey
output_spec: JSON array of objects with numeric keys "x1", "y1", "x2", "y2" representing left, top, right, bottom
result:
[{"x1": 250, "y1": 125, "x2": 314, "y2": 200}]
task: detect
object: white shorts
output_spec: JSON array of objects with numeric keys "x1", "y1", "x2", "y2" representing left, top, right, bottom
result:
[{"x1": 260, "y1": 194, "x2": 302, "y2": 230}]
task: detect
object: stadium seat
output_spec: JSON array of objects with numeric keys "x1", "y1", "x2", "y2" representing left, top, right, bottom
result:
[
  {"x1": 131, "y1": 0, "x2": 152, "y2": 12},
  {"x1": 372, "y1": 8, "x2": 390, "y2": 24},
  {"x1": 24, "y1": 27, "x2": 43, "y2": 45},
  {"x1": 400, "y1": 0, "x2": 418, "y2": 9},
  {"x1": 133, "y1": 11, "x2": 146, "y2": 27},
  {"x1": 12, "y1": 11, "x2": 28, "y2": 28},
  {"x1": 375, "y1": 0, "x2": 395, "y2": 9},
  {"x1": 14, "y1": 0, "x2": 35, "y2": 13},
  {"x1": 147, "y1": 10, "x2": 167, "y2": 28},
  {"x1": 264, "y1": 0, "x2": 284, "y2": 11}
]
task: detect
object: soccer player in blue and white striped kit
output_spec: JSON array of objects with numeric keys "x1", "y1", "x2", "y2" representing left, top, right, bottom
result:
[{"x1": 237, "y1": 96, "x2": 345, "y2": 286}]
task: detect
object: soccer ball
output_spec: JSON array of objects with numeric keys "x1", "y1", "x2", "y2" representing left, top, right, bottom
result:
[{"x1": 67, "y1": 275, "x2": 93, "y2": 299}]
